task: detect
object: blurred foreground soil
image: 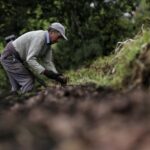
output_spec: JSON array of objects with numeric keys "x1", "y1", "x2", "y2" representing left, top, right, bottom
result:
[{"x1": 0, "y1": 84, "x2": 150, "y2": 150}]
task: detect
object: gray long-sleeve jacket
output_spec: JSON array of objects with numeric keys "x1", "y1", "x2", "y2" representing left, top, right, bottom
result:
[{"x1": 12, "y1": 30, "x2": 58, "y2": 74}]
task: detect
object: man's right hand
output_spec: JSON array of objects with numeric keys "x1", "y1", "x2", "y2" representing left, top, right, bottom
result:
[
  {"x1": 43, "y1": 70, "x2": 68, "y2": 85},
  {"x1": 56, "y1": 75, "x2": 68, "y2": 85}
]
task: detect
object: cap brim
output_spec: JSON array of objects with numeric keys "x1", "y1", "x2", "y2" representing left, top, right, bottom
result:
[{"x1": 62, "y1": 34, "x2": 68, "y2": 40}]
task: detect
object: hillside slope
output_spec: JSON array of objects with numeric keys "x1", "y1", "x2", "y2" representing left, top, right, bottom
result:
[{"x1": 67, "y1": 29, "x2": 150, "y2": 90}]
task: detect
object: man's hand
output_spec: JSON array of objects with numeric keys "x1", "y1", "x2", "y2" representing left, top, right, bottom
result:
[
  {"x1": 57, "y1": 75, "x2": 68, "y2": 86},
  {"x1": 43, "y1": 70, "x2": 60, "y2": 79},
  {"x1": 43, "y1": 70, "x2": 68, "y2": 85}
]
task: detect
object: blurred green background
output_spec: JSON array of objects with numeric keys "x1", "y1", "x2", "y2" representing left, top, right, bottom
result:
[{"x1": 0, "y1": 0, "x2": 150, "y2": 89}]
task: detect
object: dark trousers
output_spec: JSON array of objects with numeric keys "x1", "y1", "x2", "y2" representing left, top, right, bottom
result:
[{"x1": 0, "y1": 42, "x2": 34, "y2": 93}]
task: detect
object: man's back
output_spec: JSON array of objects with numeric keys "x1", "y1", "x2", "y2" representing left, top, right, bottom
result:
[{"x1": 12, "y1": 30, "x2": 46, "y2": 61}]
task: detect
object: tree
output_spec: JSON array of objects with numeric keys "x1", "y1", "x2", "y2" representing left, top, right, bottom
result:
[
  {"x1": 0, "y1": 0, "x2": 38, "y2": 38},
  {"x1": 0, "y1": 0, "x2": 144, "y2": 69}
]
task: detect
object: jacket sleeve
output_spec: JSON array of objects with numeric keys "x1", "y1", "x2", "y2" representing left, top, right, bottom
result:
[
  {"x1": 43, "y1": 49, "x2": 58, "y2": 73},
  {"x1": 26, "y1": 38, "x2": 45, "y2": 74}
]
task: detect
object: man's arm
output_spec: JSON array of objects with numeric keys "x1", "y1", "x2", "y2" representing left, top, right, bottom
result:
[
  {"x1": 43, "y1": 49, "x2": 58, "y2": 73},
  {"x1": 42, "y1": 49, "x2": 68, "y2": 85}
]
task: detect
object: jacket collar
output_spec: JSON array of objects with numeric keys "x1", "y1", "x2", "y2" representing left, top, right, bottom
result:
[{"x1": 45, "y1": 31, "x2": 51, "y2": 45}]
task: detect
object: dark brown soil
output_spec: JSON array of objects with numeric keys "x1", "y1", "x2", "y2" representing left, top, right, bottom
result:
[{"x1": 0, "y1": 84, "x2": 150, "y2": 150}]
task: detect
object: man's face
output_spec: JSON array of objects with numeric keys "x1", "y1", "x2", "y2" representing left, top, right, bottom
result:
[{"x1": 50, "y1": 32, "x2": 62, "y2": 44}]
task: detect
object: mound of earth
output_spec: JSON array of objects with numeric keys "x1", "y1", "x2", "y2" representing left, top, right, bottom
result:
[
  {"x1": 0, "y1": 84, "x2": 150, "y2": 150},
  {"x1": 125, "y1": 43, "x2": 150, "y2": 89}
]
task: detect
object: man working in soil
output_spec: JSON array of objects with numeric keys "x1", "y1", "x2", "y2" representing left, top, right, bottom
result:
[{"x1": 0, "y1": 22, "x2": 68, "y2": 93}]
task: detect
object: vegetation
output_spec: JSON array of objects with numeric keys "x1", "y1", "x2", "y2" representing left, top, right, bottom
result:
[
  {"x1": 0, "y1": 0, "x2": 150, "y2": 90},
  {"x1": 0, "y1": 0, "x2": 144, "y2": 66},
  {"x1": 0, "y1": 43, "x2": 9, "y2": 89},
  {"x1": 66, "y1": 28, "x2": 150, "y2": 89}
]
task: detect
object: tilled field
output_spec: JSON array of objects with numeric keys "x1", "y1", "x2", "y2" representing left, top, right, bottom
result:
[{"x1": 0, "y1": 84, "x2": 150, "y2": 150}]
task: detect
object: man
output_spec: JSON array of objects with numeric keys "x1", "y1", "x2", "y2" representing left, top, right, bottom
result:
[{"x1": 0, "y1": 22, "x2": 68, "y2": 93}]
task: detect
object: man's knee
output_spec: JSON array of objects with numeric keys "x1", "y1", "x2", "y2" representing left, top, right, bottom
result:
[{"x1": 21, "y1": 77, "x2": 34, "y2": 93}]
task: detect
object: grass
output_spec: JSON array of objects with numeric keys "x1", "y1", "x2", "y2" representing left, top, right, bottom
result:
[{"x1": 66, "y1": 29, "x2": 150, "y2": 89}]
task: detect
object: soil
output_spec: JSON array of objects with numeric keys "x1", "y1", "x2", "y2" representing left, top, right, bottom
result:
[{"x1": 0, "y1": 83, "x2": 150, "y2": 150}]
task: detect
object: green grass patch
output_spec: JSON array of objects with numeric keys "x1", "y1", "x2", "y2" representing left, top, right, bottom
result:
[{"x1": 66, "y1": 29, "x2": 150, "y2": 89}]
